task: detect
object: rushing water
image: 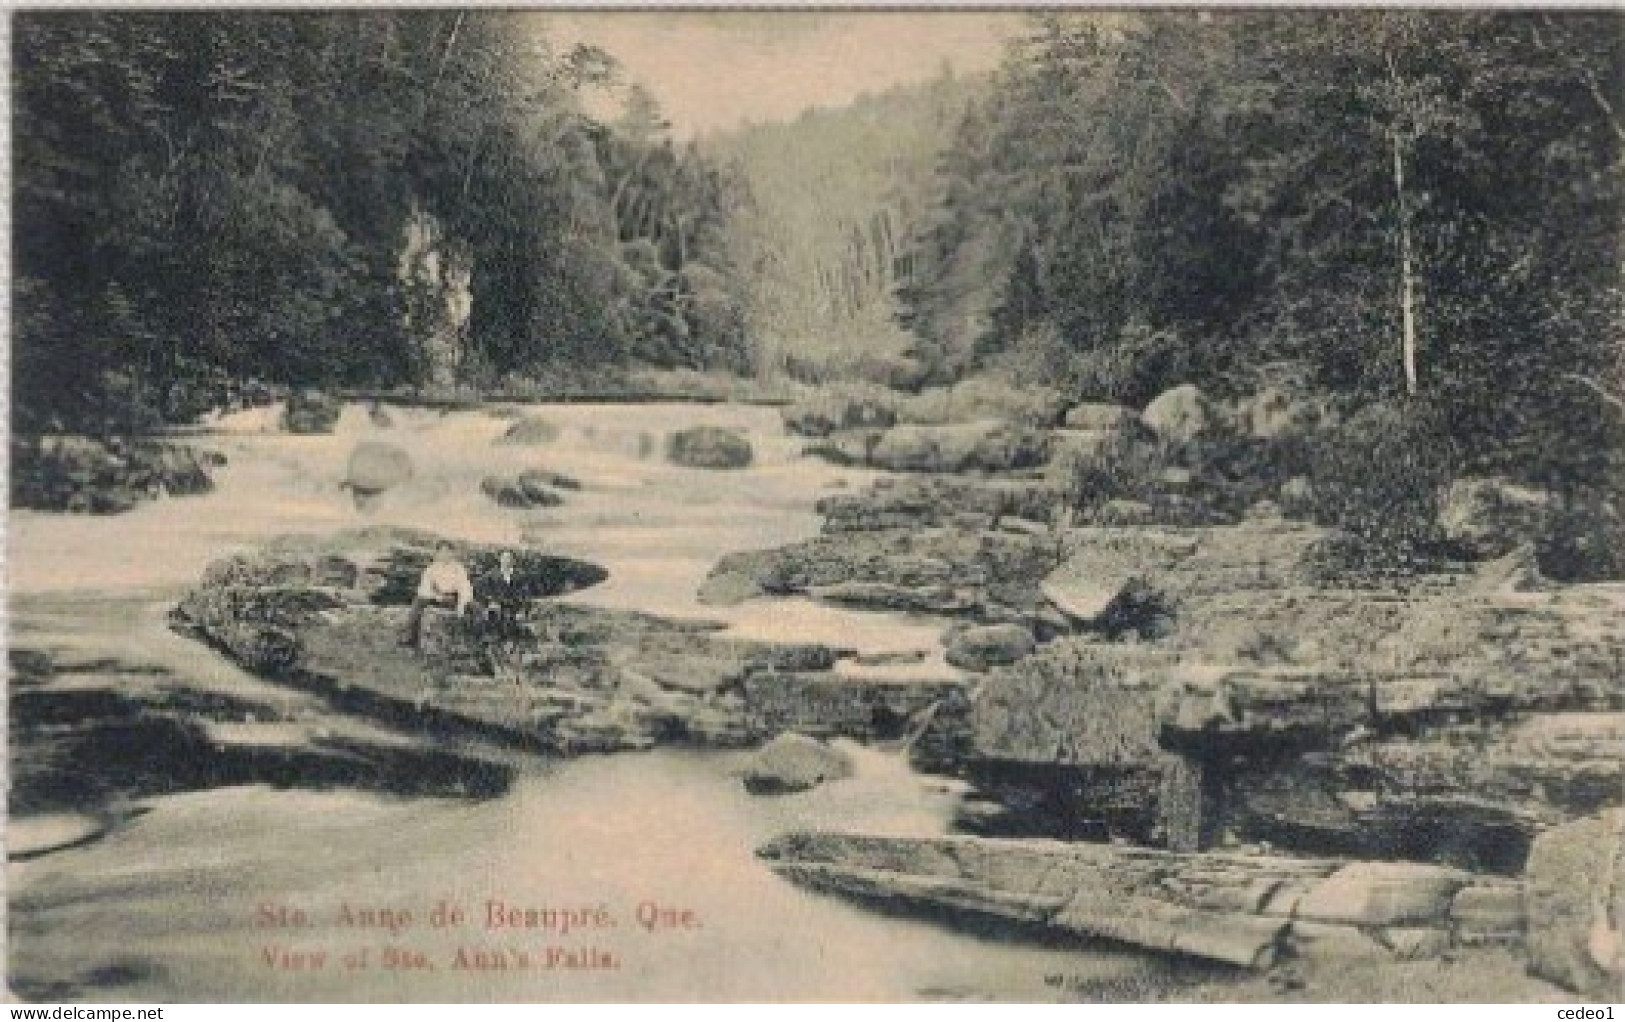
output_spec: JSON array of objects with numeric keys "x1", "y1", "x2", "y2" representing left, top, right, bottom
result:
[{"x1": 7, "y1": 401, "x2": 1151, "y2": 1001}]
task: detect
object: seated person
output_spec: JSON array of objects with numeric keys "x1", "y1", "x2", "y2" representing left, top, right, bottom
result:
[
  {"x1": 403, "y1": 542, "x2": 474, "y2": 649},
  {"x1": 478, "y1": 550, "x2": 531, "y2": 639}
]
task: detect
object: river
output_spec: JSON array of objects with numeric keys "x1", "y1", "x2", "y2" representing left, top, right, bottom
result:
[{"x1": 7, "y1": 401, "x2": 1157, "y2": 1001}]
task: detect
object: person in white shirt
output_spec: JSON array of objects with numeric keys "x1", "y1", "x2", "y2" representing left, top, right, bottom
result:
[{"x1": 402, "y1": 541, "x2": 474, "y2": 649}]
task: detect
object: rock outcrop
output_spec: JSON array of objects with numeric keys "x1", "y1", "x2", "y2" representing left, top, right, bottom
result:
[
  {"x1": 941, "y1": 521, "x2": 1625, "y2": 865},
  {"x1": 171, "y1": 527, "x2": 967, "y2": 756},
  {"x1": 11, "y1": 436, "x2": 220, "y2": 514},
  {"x1": 816, "y1": 477, "x2": 1065, "y2": 535},
  {"x1": 898, "y1": 381, "x2": 1070, "y2": 428},
  {"x1": 742, "y1": 672, "x2": 966, "y2": 742},
  {"x1": 700, "y1": 526, "x2": 1068, "y2": 628},
  {"x1": 1524, "y1": 809, "x2": 1625, "y2": 996}
]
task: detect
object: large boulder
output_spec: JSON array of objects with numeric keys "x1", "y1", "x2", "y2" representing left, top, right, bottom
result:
[
  {"x1": 1439, "y1": 477, "x2": 1554, "y2": 559},
  {"x1": 667, "y1": 426, "x2": 754, "y2": 469},
  {"x1": 741, "y1": 732, "x2": 854, "y2": 794},
  {"x1": 496, "y1": 416, "x2": 560, "y2": 446},
  {"x1": 1524, "y1": 809, "x2": 1624, "y2": 997},
  {"x1": 1040, "y1": 572, "x2": 1137, "y2": 628},
  {"x1": 281, "y1": 389, "x2": 342, "y2": 434},
  {"x1": 1064, "y1": 402, "x2": 1139, "y2": 432},
  {"x1": 870, "y1": 422, "x2": 1049, "y2": 474},
  {"x1": 945, "y1": 624, "x2": 1037, "y2": 672},
  {"x1": 1141, "y1": 384, "x2": 1211, "y2": 447},
  {"x1": 344, "y1": 441, "x2": 413, "y2": 497}
]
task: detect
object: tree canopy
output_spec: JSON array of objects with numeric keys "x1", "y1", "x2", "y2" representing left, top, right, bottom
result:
[
  {"x1": 14, "y1": 11, "x2": 749, "y2": 432},
  {"x1": 901, "y1": 11, "x2": 1622, "y2": 486}
]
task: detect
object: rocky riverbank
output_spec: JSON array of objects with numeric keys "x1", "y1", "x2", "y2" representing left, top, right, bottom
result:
[
  {"x1": 18, "y1": 390, "x2": 1619, "y2": 1001},
  {"x1": 6, "y1": 587, "x2": 516, "y2": 870},
  {"x1": 712, "y1": 379, "x2": 1625, "y2": 996}
]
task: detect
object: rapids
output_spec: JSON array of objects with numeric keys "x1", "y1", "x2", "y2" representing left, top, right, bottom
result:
[{"x1": 6, "y1": 401, "x2": 1154, "y2": 1001}]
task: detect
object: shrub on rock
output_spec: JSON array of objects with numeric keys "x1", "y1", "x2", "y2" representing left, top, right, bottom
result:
[
  {"x1": 1306, "y1": 402, "x2": 1455, "y2": 570},
  {"x1": 1538, "y1": 489, "x2": 1625, "y2": 582},
  {"x1": 1049, "y1": 428, "x2": 1160, "y2": 507}
]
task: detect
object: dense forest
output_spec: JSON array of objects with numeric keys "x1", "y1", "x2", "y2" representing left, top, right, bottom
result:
[
  {"x1": 901, "y1": 11, "x2": 1623, "y2": 492},
  {"x1": 14, "y1": 11, "x2": 750, "y2": 434},
  {"x1": 14, "y1": 10, "x2": 1624, "y2": 506}
]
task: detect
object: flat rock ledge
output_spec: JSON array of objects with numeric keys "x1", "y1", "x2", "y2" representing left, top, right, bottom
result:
[
  {"x1": 758, "y1": 831, "x2": 1525, "y2": 972},
  {"x1": 171, "y1": 527, "x2": 969, "y2": 756}
]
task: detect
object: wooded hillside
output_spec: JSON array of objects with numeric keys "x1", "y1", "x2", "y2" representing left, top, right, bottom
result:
[
  {"x1": 901, "y1": 12, "x2": 1623, "y2": 493},
  {"x1": 14, "y1": 11, "x2": 750, "y2": 433}
]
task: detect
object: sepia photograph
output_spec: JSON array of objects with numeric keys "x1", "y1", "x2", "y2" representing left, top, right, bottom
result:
[{"x1": 5, "y1": 6, "x2": 1623, "y2": 1004}]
